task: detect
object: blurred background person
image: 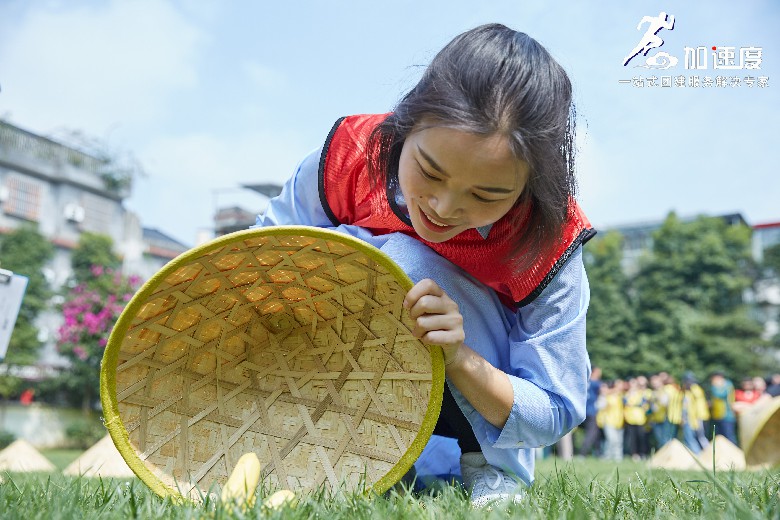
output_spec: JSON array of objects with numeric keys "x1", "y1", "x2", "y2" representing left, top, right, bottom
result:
[
  {"x1": 766, "y1": 373, "x2": 780, "y2": 398},
  {"x1": 649, "y1": 373, "x2": 672, "y2": 450},
  {"x1": 668, "y1": 375, "x2": 704, "y2": 454},
  {"x1": 708, "y1": 372, "x2": 737, "y2": 445},
  {"x1": 598, "y1": 380, "x2": 625, "y2": 461},
  {"x1": 734, "y1": 377, "x2": 763, "y2": 414},
  {"x1": 687, "y1": 373, "x2": 710, "y2": 450},
  {"x1": 623, "y1": 377, "x2": 650, "y2": 461},
  {"x1": 578, "y1": 366, "x2": 603, "y2": 457}
]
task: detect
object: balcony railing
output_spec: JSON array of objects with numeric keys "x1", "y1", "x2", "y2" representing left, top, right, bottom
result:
[
  {"x1": 0, "y1": 120, "x2": 107, "y2": 174},
  {"x1": 0, "y1": 120, "x2": 133, "y2": 197}
]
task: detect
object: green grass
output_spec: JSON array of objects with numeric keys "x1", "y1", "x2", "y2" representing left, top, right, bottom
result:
[
  {"x1": 1, "y1": 458, "x2": 778, "y2": 519},
  {"x1": 40, "y1": 449, "x2": 83, "y2": 471}
]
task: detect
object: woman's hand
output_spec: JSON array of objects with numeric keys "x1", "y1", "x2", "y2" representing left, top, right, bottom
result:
[
  {"x1": 404, "y1": 278, "x2": 513, "y2": 428},
  {"x1": 403, "y1": 278, "x2": 464, "y2": 366}
]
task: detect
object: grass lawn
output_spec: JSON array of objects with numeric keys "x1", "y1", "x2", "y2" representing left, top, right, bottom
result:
[
  {"x1": 40, "y1": 449, "x2": 84, "y2": 472},
  {"x1": 1, "y1": 456, "x2": 778, "y2": 519}
]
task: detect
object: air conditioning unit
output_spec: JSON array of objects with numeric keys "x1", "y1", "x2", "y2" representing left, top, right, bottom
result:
[{"x1": 64, "y1": 203, "x2": 85, "y2": 223}]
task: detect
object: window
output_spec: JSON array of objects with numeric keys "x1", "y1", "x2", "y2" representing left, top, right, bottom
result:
[
  {"x1": 81, "y1": 192, "x2": 115, "y2": 234},
  {"x1": 3, "y1": 175, "x2": 42, "y2": 221}
]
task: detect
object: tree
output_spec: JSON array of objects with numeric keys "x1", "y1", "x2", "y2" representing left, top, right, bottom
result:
[
  {"x1": 584, "y1": 231, "x2": 638, "y2": 379},
  {"x1": 0, "y1": 225, "x2": 54, "y2": 365},
  {"x1": 56, "y1": 266, "x2": 139, "y2": 413},
  {"x1": 56, "y1": 232, "x2": 136, "y2": 412},
  {"x1": 633, "y1": 213, "x2": 766, "y2": 381},
  {"x1": 70, "y1": 232, "x2": 120, "y2": 287}
]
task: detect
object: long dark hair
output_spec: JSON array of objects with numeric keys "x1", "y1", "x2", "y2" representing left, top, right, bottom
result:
[{"x1": 367, "y1": 23, "x2": 577, "y2": 272}]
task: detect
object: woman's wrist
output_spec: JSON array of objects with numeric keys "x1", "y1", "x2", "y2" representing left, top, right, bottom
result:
[{"x1": 442, "y1": 343, "x2": 463, "y2": 368}]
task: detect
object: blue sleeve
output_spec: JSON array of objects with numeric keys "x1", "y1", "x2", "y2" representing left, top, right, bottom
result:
[
  {"x1": 484, "y1": 246, "x2": 591, "y2": 449},
  {"x1": 254, "y1": 147, "x2": 333, "y2": 228}
]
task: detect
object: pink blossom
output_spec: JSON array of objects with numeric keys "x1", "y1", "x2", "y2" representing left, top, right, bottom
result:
[
  {"x1": 73, "y1": 346, "x2": 88, "y2": 361},
  {"x1": 90, "y1": 265, "x2": 104, "y2": 277}
]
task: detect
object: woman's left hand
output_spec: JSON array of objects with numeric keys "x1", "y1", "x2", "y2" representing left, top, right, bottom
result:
[{"x1": 403, "y1": 278, "x2": 464, "y2": 365}]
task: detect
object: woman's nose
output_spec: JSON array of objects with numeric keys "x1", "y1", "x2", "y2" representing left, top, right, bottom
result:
[{"x1": 429, "y1": 191, "x2": 462, "y2": 219}]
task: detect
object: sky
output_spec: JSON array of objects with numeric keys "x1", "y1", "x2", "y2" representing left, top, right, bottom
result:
[{"x1": 0, "y1": 0, "x2": 778, "y2": 247}]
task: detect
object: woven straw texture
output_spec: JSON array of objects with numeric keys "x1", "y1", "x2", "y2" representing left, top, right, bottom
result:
[
  {"x1": 740, "y1": 396, "x2": 780, "y2": 467},
  {"x1": 101, "y1": 226, "x2": 444, "y2": 499}
]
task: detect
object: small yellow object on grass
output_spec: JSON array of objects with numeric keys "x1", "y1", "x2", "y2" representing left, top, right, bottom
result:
[
  {"x1": 221, "y1": 453, "x2": 262, "y2": 509},
  {"x1": 263, "y1": 489, "x2": 297, "y2": 510}
]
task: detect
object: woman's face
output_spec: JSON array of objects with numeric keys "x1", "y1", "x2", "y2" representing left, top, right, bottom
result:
[{"x1": 397, "y1": 124, "x2": 529, "y2": 243}]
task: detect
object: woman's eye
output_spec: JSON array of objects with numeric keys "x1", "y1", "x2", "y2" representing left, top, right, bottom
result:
[
  {"x1": 419, "y1": 167, "x2": 440, "y2": 181},
  {"x1": 473, "y1": 193, "x2": 500, "y2": 203}
]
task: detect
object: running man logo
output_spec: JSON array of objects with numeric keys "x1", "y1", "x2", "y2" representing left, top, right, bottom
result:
[{"x1": 623, "y1": 12, "x2": 679, "y2": 69}]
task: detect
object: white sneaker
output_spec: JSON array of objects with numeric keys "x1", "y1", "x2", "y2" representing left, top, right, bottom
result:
[{"x1": 460, "y1": 452, "x2": 524, "y2": 507}]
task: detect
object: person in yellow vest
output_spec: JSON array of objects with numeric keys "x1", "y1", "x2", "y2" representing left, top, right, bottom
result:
[
  {"x1": 687, "y1": 373, "x2": 711, "y2": 450},
  {"x1": 624, "y1": 377, "x2": 650, "y2": 460},
  {"x1": 666, "y1": 374, "x2": 704, "y2": 454},
  {"x1": 648, "y1": 373, "x2": 671, "y2": 449},
  {"x1": 597, "y1": 380, "x2": 625, "y2": 461}
]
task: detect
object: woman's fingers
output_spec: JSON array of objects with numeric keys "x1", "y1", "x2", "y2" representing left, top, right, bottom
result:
[
  {"x1": 412, "y1": 314, "x2": 464, "y2": 342},
  {"x1": 403, "y1": 278, "x2": 443, "y2": 311},
  {"x1": 408, "y1": 294, "x2": 457, "y2": 319}
]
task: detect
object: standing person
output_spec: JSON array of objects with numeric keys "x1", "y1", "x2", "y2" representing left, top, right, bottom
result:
[
  {"x1": 578, "y1": 366, "x2": 603, "y2": 457},
  {"x1": 597, "y1": 380, "x2": 625, "y2": 461},
  {"x1": 623, "y1": 378, "x2": 650, "y2": 460},
  {"x1": 256, "y1": 24, "x2": 594, "y2": 506},
  {"x1": 687, "y1": 373, "x2": 711, "y2": 450},
  {"x1": 648, "y1": 373, "x2": 671, "y2": 450},
  {"x1": 766, "y1": 373, "x2": 780, "y2": 398},
  {"x1": 709, "y1": 372, "x2": 737, "y2": 445},
  {"x1": 734, "y1": 377, "x2": 763, "y2": 414},
  {"x1": 668, "y1": 375, "x2": 703, "y2": 454}
]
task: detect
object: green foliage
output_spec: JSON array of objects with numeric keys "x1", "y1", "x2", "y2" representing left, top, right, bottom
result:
[
  {"x1": 51, "y1": 232, "x2": 137, "y2": 412},
  {"x1": 0, "y1": 375, "x2": 22, "y2": 400},
  {"x1": 584, "y1": 232, "x2": 637, "y2": 379},
  {"x1": 635, "y1": 214, "x2": 754, "y2": 315},
  {"x1": 0, "y1": 225, "x2": 54, "y2": 365},
  {"x1": 65, "y1": 418, "x2": 106, "y2": 450},
  {"x1": 584, "y1": 213, "x2": 771, "y2": 381},
  {"x1": 0, "y1": 429, "x2": 15, "y2": 449},
  {"x1": 632, "y1": 214, "x2": 765, "y2": 381},
  {"x1": 69, "y1": 232, "x2": 120, "y2": 286},
  {"x1": 55, "y1": 267, "x2": 139, "y2": 412}
]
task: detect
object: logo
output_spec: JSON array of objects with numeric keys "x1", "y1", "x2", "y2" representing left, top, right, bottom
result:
[
  {"x1": 620, "y1": 12, "x2": 768, "y2": 89},
  {"x1": 623, "y1": 12, "x2": 678, "y2": 69}
]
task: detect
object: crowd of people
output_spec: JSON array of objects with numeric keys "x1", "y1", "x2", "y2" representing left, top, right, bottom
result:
[{"x1": 577, "y1": 368, "x2": 780, "y2": 460}]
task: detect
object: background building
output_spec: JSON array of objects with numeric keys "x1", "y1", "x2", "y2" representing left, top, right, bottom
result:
[
  {"x1": 0, "y1": 120, "x2": 188, "y2": 366},
  {"x1": 752, "y1": 221, "x2": 780, "y2": 341},
  {"x1": 213, "y1": 183, "x2": 282, "y2": 237}
]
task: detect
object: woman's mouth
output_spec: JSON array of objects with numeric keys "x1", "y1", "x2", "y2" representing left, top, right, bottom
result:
[{"x1": 419, "y1": 208, "x2": 456, "y2": 232}]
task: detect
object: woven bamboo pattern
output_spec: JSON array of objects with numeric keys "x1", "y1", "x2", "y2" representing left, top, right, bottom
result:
[
  {"x1": 740, "y1": 396, "x2": 780, "y2": 467},
  {"x1": 101, "y1": 226, "x2": 444, "y2": 499}
]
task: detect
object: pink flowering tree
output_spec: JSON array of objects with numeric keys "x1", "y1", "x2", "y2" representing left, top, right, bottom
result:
[{"x1": 56, "y1": 264, "x2": 141, "y2": 412}]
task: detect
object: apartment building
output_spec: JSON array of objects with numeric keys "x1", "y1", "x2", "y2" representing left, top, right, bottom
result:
[{"x1": 0, "y1": 120, "x2": 188, "y2": 365}]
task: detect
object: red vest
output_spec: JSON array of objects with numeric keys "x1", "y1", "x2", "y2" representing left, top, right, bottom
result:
[{"x1": 318, "y1": 114, "x2": 595, "y2": 308}]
